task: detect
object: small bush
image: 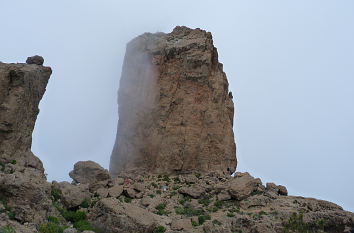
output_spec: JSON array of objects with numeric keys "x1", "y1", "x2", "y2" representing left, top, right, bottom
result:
[
  {"x1": 175, "y1": 204, "x2": 205, "y2": 217},
  {"x1": 173, "y1": 177, "x2": 181, "y2": 183},
  {"x1": 212, "y1": 219, "x2": 222, "y2": 226},
  {"x1": 173, "y1": 185, "x2": 180, "y2": 191},
  {"x1": 63, "y1": 210, "x2": 86, "y2": 223},
  {"x1": 199, "y1": 198, "x2": 212, "y2": 207},
  {"x1": 283, "y1": 212, "x2": 311, "y2": 233},
  {"x1": 51, "y1": 187, "x2": 62, "y2": 201},
  {"x1": 169, "y1": 191, "x2": 177, "y2": 197},
  {"x1": 198, "y1": 215, "x2": 211, "y2": 225},
  {"x1": 149, "y1": 194, "x2": 155, "y2": 198},
  {"x1": 73, "y1": 220, "x2": 95, "y2": 231},
  {"x1": 195, "y1": 173, "x2": 201, "y2": 179},
  {"x1": 151, "y1": 182, "x2": 158, "y2": 188},
  {"x1": 124, "y1": 197, "x2": 132, "y2": 203},
  {"x1": 156, "y1": 190, "x2": 162, "y2": 195},
  {"x1": 214, "y1": 200, "x2": 223, "y2": 208},
  {"x1": 39, "y1": 222, "x2": 65, "y2": 233},
  {"x1": 8, "y1": 212, "x2": 15, "y2": 220},
  {"x1": 48, "y1": 216, "x2": 60, "y2": 224},
  {"x1": 191, "y1": 221, "x2": 199, "y2": 227},
  {"x1": 80, "y1": 199, "x2": 91, "y2": 208},
  {"x1": 11, "y1": 160, "x2": 16, "y2": 165},
  {"x1": 179, "y1": 196, "x2": 191, "y2": 205},
  {"x1": 154, "y1": 225, "x2": 166, "y2": 233},
  {"x1": 155, "y1": 203, "x2": 170, "y2": 216},
  {"x1": 162, "y1": 175, "x2": 170, "y2": 182},
  {"x1": 227, "y1": 212, "x2": 235, "y2": 217},
  {"x1": 0, "y1": 225, "x2": 16, "y2": 233}
]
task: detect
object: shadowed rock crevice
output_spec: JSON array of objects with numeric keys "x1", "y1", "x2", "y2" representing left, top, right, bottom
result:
[{"x1": 110, "y1": 26, "x2": 237, "y2": 177}]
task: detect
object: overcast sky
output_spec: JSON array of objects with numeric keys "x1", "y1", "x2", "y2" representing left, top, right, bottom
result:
[{"x1": 1, "y1": 0, "x2": 353, "y2": 212}]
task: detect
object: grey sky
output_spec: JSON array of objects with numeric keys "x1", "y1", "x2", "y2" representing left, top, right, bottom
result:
[{"x1": 1, "y1": 0, "x2": 353, "y2": 212}]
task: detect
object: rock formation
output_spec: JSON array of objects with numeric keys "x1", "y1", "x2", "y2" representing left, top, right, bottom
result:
[
  {"x1": 1, "y1": 32, "x2": 354, "y2": 233},
  {"x1": 110, "y1": 26, "x2": 237, "y2": 177}
]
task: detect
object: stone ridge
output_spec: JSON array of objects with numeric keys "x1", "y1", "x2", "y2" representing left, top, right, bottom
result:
[{"x1": 110, "y1": 26, "x2": 237, "y2": 176}]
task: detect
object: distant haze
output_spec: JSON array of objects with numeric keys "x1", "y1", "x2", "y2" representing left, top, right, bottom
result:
[{"x1": 1, "y1": 1, "x2": 353, "y2": 212}]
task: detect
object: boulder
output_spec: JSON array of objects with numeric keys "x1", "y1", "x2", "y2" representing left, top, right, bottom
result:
[
  {"x1": 228, "y1": 172, "x2": 263, "y2": 201},
  {"x1": 69, "y1": 161, "x2": 111, "y2": 189},
  {"x1": 171, "y1": 218, "x2": 192, "y2": 231},
  {"x1": 52, "y1": 181, "x2": 90, "y2": 209},
  {"x1": 108, "y1": 185, "x2": 123, "y2": 198},
  {"x1": 25, "y1": 55, "x2": 44, "y2": 65},
  {"x1": 88, "y1": 198, "x2": 166, "y2": 233},
  {"x1": 266, "y1": 182, "x2": 288, "y2": 196},
  {"x1": 179, "y1": 185, "x2": 205, "y2": 199}
]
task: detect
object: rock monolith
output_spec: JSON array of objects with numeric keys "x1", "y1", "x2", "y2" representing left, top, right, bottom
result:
[{"x1": 109, "y1": 26, "x2": 237, "y2": 176}]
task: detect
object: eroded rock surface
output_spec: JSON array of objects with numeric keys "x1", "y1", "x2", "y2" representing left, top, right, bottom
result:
[{"x1": 110, "y1": 26, "x2": 237, "y2": 176}]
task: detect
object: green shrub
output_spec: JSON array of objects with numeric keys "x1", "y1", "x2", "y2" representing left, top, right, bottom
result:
[
  {"x1": 51, "y1": 187, "x2": 62, "y2": 201},
  {"x1": 198, "y1": 215, "x2": 211, "y2": 225},
  {"x1": 11, "y1": 160, "x2": 16, "y2": 165},
  {"x1": 124, "y1": 197, "x2": 132, "y2": 203},
  {"x1": 80, "y1": 199, "x2": 91, "y2": 208},
  {"x1": 154, "y1": 225, "x2": 166, "y2": 233},
  {"x1": 162, "y1": 175, "x2": 170, "y2": 182},
  {"x1": 151, "y1": 182, "x2": 158, "y2": 188},
  {"x1": 0, "y1": 225, "x2": 16, "y2": 233},
  {"x1": 173, "y1": 185, "x2": 180, "y2": 190},
  {"x1": 48, "y1": 216, "x2": 60, "y2": 224},
  {"x1": 149, "y1": 194, "x2": 155, "y2": 198},
  {"x1": 63, "y1": 210, "x2": 86, "y2": 223},
  {"x1": 175, "y1": 204, "x2": 205, "y2": 217},
  {"x1": 173, "y1": 177, "x2": 181, "y2": 183},
  {"x1": 73, "y1": 220, "x2": 95, "y2": 231},
  {"x1": 8, "y1": 212, "x2": 15, "y2": 220},
  {"x1": 195, "y1": 173, "x2": 201, "y2": 179},
  {"x1": 169, "y1": 191, "x2": 177, "y2": 197},
  {"x1": 283, "y1": 212, "x2": 311, "y2": 233},
  {"x1": 227, "y1": 212, "x2": 235, "y2": 217},
  {"x1": 191, "y1": 221, "x2": 199, "y2": 227},
  {"x1": 39, "y1": 222, "x2": 65, "y2": 233},
  {"x1": 179, "y1": 196, "x2": 191, "y2": 205},
  {"x1": 198, "y1": 198, "x2": 212, "y2": 207},
  {"x1": 156, "y1": 190, "x2": 162, "y2": 195},
  {"x1": 214, "y1": 200, "x2": 223, "y2": 208},
  {"x1": 212, "y1": 219, "x2": 222, "y2": 226}
]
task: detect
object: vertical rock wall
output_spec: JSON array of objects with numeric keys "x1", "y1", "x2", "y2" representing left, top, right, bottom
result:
[{"x1": 110, "y1": 26, "x2": 237, "y2": 176}]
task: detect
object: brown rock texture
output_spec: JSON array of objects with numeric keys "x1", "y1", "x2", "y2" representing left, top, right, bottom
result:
[
  {"x1": 110, "y1": 26, "x2": 236, "y2": 176},
  {"x1": 0, "y1": 58, "x2": 51, "y2": 169}
]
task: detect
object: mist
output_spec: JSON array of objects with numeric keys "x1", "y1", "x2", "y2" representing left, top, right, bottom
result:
[{"x1": 0, "y1": 0, "x2": 353, "y2": 212}]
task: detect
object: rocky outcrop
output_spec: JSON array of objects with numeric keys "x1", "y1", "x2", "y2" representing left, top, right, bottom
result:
[
  {"x1": 110, "y1": 26, "x2": 237, "y2": 176},
  {"x1": 0, "y1": 57, "x2": 51, "y2": 170},
  {"x1": 0, "y1": 57, "x2": 56, "y2": 228}
]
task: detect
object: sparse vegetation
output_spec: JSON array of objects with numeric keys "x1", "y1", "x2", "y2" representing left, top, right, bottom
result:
[
  {"x1": 162, "y1": 175, "x2": 170, "y2": 182},
  {"x1": 198, "y1": 214, "x2": 211, "y2": 225},
  {"x1": 124, "y1": 197, "x2": 132, "y2": 203},
  {"x1": 11, "y1": 160, "x2": 16, "y2": 165},
  {"x1": 212, "y1": 219, "x2": 222, "y2": 226},
  {"x1": 156, "y1": 190, "x2": 162, "y2": 195},
  {"x1": 195, "y1": 173, "x2": 201, "y2": 179},
  {"x1": 51, "y1": 187, "x2": 62, "y2": 201},
  {"x1": 214, "y1": 200, "x2": 223, "y2": 208},
  {"x1": 154, "y1": 225, "x2": 166, "y2": 233},
  {"x1": 175, "y1": 204, "x2": 205, "y2": 217},
  {"x1": 80, "y1": 199, "x2": 91, "y2": 208},
  {"x1": 173, "y1": 177, "x2": 180, "y2": 183},
  {"x1": 151, "y1": 182, "x2": 158, "y2": 188},
  {"x1": 39, "y1": 222, "x2": 65, "y2": 233},
  {"x1": 179, "y1": 196, "x2": 191, "y2": 205},
  {"x1": 227, "y1": 212, "x2": 235, "y2": 217},
  {"x1": 0, "y1": 162, "x2": 5, "y2": 172},
  {"x1": 198, "y1": 198, "x2": 212, "y2": 207},
  {"x1": 154, "y1": 203, "x2": 170, "y2": 216},
  {"x1": 0, "y1": 225, "x2": 16, "y2": 233},
  {"x1": 283, "y1": 212, "x2": 310, "y2": 233}
]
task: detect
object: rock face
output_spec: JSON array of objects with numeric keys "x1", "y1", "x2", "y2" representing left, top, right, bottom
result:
[
  {"x1": 0, "y1": 57, "x2": 51, "y2": 170},
  {"x1": 110, "y1": 26, "x2": 237, "y2": 176},
  {"x1": 0, "y1": 57, "x2": 56, "y2": 229}
]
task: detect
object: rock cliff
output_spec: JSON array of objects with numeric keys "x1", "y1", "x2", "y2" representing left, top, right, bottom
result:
[{"x1": 110, "y1": 26, "x2": 237, "y2": 176}]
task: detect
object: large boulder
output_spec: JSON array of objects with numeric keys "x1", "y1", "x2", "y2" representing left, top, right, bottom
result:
[
  {"x1": 88, "y1": 198, "x2": 167, "y2": 233},
  {"x1": 228, "y1": 172, "x2": 264, "y2": 201},
  {"x1": 109, "y1": 26, "x2": 237, "y2": 176},
  {"x1": 69, "y1": 161, "x2": 111, "y2": 191},
  {"x1": 52, "y1": 181, "x2": 91, "y2": 209}
]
